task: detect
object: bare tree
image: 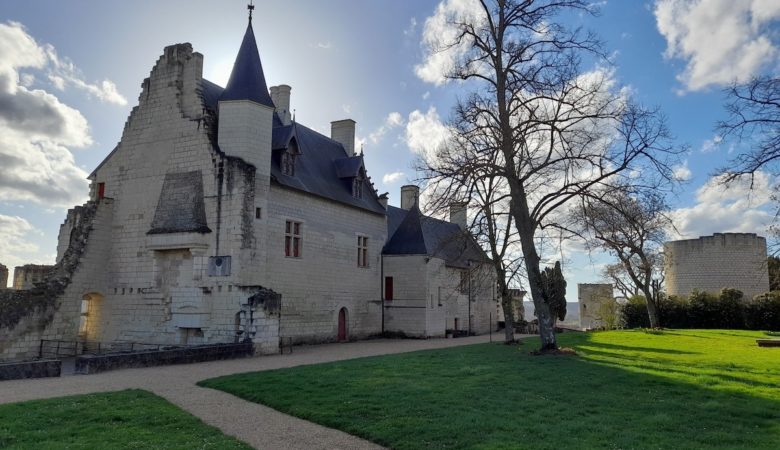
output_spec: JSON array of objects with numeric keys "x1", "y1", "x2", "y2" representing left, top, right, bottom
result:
[
  {"x1": 717, "y1": 77, "x2": 780, "y2": 181},
  {"x1": 425, "y1": 0, "x2": 679, "y2": 350},
  {"x1": 423, "y1": 133, "x2": 525, "y2": 343},
  {"x1": 602, "y1": 263, "x2": 640, "y2": 299},
  {"x1": 575, "y1": 188, "x2": 670, "y2": 328}
]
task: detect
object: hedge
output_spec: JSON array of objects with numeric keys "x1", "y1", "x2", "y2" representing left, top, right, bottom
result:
[{"x1": 621, "y1": 289, "x2": 780, "y2": 331}]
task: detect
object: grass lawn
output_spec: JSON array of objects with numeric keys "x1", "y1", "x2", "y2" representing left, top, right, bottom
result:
[
  {"x1": 0, "y1": 389, "x2": 250, "y2": 449},
  {"x1": 200, "y1": 329, "x2": 780, "y2": 450}
]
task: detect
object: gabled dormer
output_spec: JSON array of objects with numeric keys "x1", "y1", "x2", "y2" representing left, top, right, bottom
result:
[{"x1": 281, "y1": 138, "x2": 301, "y2": 176}]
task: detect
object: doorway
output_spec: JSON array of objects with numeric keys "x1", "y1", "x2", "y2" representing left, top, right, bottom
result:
[{"x1": 338, "y1": 307, "x2": 348, "y2": 342}]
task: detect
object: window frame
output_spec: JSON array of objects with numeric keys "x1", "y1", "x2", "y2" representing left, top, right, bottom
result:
[
  {"x1": 285, "y1": 220, "x2": 302, "y2": 258},
  {"x1": 357, "y1": 235, "x2": 369, "y2": 268}
]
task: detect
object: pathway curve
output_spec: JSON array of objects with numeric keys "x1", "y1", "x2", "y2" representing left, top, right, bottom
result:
[{"x1": 0, "y1": 334, "x2": 533, "y2": 449}]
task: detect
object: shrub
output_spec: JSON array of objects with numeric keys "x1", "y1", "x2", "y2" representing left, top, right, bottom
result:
[{"x1": 619, "y1": 289, "x2": 780, "y2": 330}]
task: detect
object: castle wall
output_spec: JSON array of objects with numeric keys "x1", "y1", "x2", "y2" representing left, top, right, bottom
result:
[
  {"x1": 578, "y1": 283, "x2": 614, "y2": 329},
  {"x1": 664, "y1": 233, "x2": 769, "y2": 300},
  {"x1": 12, "y1": 265, "x2": 54, "y2": 290},
  {"x1": 383, "y1": 256, "x2": 495, "y2": 337},
  {"x1": 268, "y1": 185, "x2": 385, "y2": 344},
  {"x1": 0, "y1": 264, "x2": 7, "y2": 289}
]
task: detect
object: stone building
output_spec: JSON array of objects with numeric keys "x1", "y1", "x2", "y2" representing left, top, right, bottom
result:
[
  {"x1": 0, "y1": 263, "x2": 8, "y2": 289},
  {"x1": 12, "y1": 264, "x2": 53, "y2": 290},
  {"x1": 0, "y1": 13, "x2": 495, "y2": 361},
  {"x1": 382, "y1": 186, "x2": 495, "y2": 337},
  {"x1": 664, "y1": 233, "x2": 769, "y2": 300},
  {"x1": 578, "y1": 283, "x2": 615, "y2": 329}
]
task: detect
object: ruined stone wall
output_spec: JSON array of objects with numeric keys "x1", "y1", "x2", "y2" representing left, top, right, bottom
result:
[
  {"x1": 664, "y1": 233, "x2": 769, "y2": 300},
  {"x1": 578, "y1": 283, "x2": 615, "y2": 329},
  {"x1": 12, "y1": 265, "x2": 54, "y2": 290},
  {"x1": 268, "y1": 185, "x2": 385, "y2": 343},
  {"x1": 0, "y1": 201, "x2": 107, "y2": 361},
  {"x1": 0, "y1": 264, "x2": 7, "y2": 289}
]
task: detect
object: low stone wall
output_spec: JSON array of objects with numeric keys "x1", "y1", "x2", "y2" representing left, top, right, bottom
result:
[
  {"x1": 74, "y1": 342, "x2": 253, "y2": 374},
  {"x1": 0, "y1": 359, "x2": 61, "y2": 381}
]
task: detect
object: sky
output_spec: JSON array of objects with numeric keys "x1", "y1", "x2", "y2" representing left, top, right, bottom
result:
[{"x1": 0, "y1": 0, "x2": 778, "y2": 298}]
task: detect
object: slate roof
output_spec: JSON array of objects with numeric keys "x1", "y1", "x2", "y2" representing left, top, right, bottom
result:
[
  {"x1": 334, "y1": 156, "x2": 364, "y2": 178},
  {"x1": 383, "y1": 205, "x2": 488, "y2": 268},
  {"x1": 218, "y1": 21, "x2": 275, "y2": 108}
]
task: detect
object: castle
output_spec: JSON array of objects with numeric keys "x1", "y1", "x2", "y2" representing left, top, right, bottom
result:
[{"x1": 0, "y1": 14, "x2": 495, "y2": 361}]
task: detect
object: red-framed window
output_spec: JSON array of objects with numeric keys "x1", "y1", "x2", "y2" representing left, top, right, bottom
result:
[
  {"x1": 285, "y1": 220, "x2": 302, "y2": 257},
  {"x1": 384, "y1": 276, "x2": 393, "y2": 300}
]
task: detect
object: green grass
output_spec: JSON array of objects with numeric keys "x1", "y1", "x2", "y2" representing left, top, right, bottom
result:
[
  {"x1": 0, "y1": 389, "x2": 250, "y2": 449},
  {"x1": 200, "y1": 330, "x2": 780, "y2": 450}
]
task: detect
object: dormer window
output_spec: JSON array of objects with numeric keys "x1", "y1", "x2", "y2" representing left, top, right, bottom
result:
[
  {"x1": 352, "y1": 177, "x2": 363, "y2": 199},
  {"x1": 282, "y1": 152, "x2": 296, "y2": 176},
  {"x1": 281, "y1": 138, "x2": 300, "y2": 177}
]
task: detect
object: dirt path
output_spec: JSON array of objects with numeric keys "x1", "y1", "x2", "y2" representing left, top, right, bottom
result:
[{"x1": 0, "y1": 334, "x2": 533, "y2": 449}]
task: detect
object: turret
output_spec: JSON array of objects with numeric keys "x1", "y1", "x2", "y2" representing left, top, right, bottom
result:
[{"x1": 217, "y1": 20, "x2": 274, "y2": 177}]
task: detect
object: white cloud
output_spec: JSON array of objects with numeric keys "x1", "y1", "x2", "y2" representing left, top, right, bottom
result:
[
  {"x1": 415, "y1": 0, "x2": 484, "y2": 85},
  {"x1": 316, "y1": 41, "x2": 332, "y2": 50},
  {"x1": 404, "y1": 17, "x2": 418, "y2": 37},
  {"x1": 0, "y1": 214, "x2": 50, "y2": 286},
  {"x1": 422, "y1": 91, "x2": 430, "y2": 100},
  {"x1": 369, "y1": 112, "x2": 405, "y2": 144},
  {"x1": 382, "y1": 171, "x2": 405, "y2": 184},
  {"x1": 42, "y1": 41, "x2": 127, "y2": 105},
  {"x1": 404, "y1": 106, "x2": 451, "y2": 156},
  {"x1": 0, "y1": 21, "x2": 92, "y2": 207},
  {"x1": 654, "y1": 0, "x2": 780, "y2": 91},
  {"x1": 672, "y1": 160, "x2": 692, "y2": 181},
  {"x1": 700, "y1": 135, "x2": 722, "y2": 153},
  {"x1": 671, "y1": 172, "x2": 776, "y2": 239}
]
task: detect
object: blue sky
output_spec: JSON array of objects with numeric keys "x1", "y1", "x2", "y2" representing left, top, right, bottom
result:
[{"x1": 0, "y1": 0, "x2": 777, "y2": 296}]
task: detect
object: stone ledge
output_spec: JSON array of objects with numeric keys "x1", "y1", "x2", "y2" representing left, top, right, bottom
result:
[
  {"x1": 74, "y1": 342, "x2": 253, "y2": 374},
  {"x1": 0, "y1": 359, "x2": 61, "y2": 381}
]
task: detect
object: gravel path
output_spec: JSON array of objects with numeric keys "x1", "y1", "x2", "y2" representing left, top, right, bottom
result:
[{"x1": 0, "y1": 334, "x2": 532, "y2": 449}]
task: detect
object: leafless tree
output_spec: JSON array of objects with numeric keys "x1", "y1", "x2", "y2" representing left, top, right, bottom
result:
[
  {"x1": 423, "y1": 133, "x2": 525, "y2": 343},
  {"x1": 575, "y1": 188, "x2": 671, "y2": 328},
  {"x1": 424, "y1": 0, "x2": 680, "y2": 350},
  {"x1": 602, "y1": 263, "x2": 640, "y2": 299},
  {"x1": 717, "y1": 77, "x2": 780, "y2": 181}
]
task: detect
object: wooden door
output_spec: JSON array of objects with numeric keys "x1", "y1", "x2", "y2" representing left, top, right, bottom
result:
[{"x1": 338, "y1": 308, "x2": 347, "y2": 341}]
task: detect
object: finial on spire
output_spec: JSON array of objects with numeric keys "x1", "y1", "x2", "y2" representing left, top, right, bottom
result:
[
  {"x1": 248, "y1": 0, "x2": 255, "y2": 21},
  {"x1": 360, "y1": 144, "x2": 364, "y2": 156},
  {"x1": 292, "y1": 109, "x2": 296, "y2": 123}
]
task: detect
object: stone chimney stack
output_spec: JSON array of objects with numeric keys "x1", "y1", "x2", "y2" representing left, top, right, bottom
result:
[
  {"x1": 400, "y1": 185, "x2": 420, "y2": 210},
  {"x1": 270, "y1": 84, "x2": 292, "y2": 125},
  {"x1": 449, "y1": 202, "x2": 468, "y2": 229},
  {"x1": 331, "y1": 119, "x2": 356, "y2": 156},
  {"x1": 378, "y1": 193, "x2": 389, "y2": 210}
]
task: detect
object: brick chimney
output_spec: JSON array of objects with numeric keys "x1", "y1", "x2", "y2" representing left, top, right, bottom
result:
[{"x1": 331, "y1": 119, "x2": 356, "y2": 156}]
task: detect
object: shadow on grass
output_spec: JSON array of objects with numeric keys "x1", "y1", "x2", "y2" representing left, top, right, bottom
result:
[
  {"x1": 578, "y1": 340, "x2": 700, "y2": 355},
  {"x1": 200, "y1": 333, "x2": 780, "y2": 450}
]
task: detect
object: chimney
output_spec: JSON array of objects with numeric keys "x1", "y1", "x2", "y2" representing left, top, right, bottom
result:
[
  {"x1": 400, "y1": 185, "x2": 420, "y2": 210},
  {"x1": 378, "y1": 192, "x2": 389, "y2": 210},
  {"x1": 331, "y1": 119, "x2": 356, "y2": 156},
  {"x1": 449, "y1": 202, "x2": 468, "y2": 229},
  {"x1": 270, "y1": 84, "x2": 292, "y2": 125}
]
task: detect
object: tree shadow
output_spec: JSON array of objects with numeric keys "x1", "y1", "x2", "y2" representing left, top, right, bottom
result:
[
  {"x1": 578, "y1": 340, "x2": 699, "y2": 355},
  {"x1": 201, "y1": 340, "x2": 780, "y2": 450}
]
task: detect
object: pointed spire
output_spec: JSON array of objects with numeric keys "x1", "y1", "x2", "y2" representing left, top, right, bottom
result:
[{"x1": 219, "y1": 12, "x2": 275, "y2": 107}]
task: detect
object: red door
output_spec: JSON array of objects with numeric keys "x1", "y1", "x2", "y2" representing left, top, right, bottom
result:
[{"x1": 338, "y1": 308, "x2": 347, "y2": 341}]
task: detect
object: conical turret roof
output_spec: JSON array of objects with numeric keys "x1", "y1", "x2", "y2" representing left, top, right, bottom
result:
[{"x1": 219, "y1": 21, "x2": 275, "y2": 107}]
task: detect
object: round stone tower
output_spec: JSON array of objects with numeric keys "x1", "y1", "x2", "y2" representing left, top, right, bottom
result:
[{"x1": 664, "y1": 233, "x2": 769, "y2": 300}]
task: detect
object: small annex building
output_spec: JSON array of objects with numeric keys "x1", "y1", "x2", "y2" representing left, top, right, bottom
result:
[{"x1": 0, "y1": 12, "x2": 496, "y2": 361}]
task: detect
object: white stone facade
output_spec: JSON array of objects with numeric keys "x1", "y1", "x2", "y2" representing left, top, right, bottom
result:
[
  {"x1": 664, "y1": 233, "x2": 769, "y2": 300},
  {"x1": 578, "y1": 283, "x2": 615, "y2": 329}
]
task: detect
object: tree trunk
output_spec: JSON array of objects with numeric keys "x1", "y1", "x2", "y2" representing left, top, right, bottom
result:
[
  {"x1": 509, "y1": 188, "x2": 558, "y2": 351},
  {"x1": 500, "y1": 288, "x2": 515, "y2": 343},
  {"x1": 642, "y1": 286, "x2": 661, "y2": 328}
]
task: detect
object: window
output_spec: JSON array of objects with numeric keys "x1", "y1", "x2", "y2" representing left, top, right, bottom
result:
[
  {"x1": 285, "y1": 220, "x2": 302, "y2": 257},
  {"x1": 97, "y1": 182, "x2": 105, "y2": 200},
  {"x1": 78, "y1": 299, "x2": 89, "y2": 336},
  {"x1": 255, "y1": 207, "x2": 262, "y2": 219},
  {"x1": 384, "y1": 276, "x2": 393, "y2": 300},
  {"x1": 281, "y1": 152, "x2": 296, "y2": 176},
  {"x1": 352, "y1": 177, "x2": 363, "y2": 199},
  {"x1": 357, "y1": 236, "x2": 369, "y2": 267}
]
